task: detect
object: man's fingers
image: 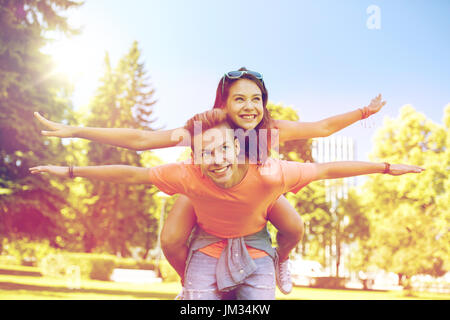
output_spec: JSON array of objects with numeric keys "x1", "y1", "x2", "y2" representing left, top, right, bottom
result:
[{"x1": 41, "y1": 130, "x2": 53, "y2": 136}]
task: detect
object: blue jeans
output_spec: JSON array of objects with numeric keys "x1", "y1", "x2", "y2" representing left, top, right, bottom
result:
[{"x1": 183, "y1": 251, "x2": 276, "y2": 300}]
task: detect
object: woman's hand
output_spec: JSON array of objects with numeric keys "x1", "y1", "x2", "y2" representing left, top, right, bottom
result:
[
  {"x1": 365, "y1": 94, "x2": 387, "y2": 115},
  {"x1": 34, "y1": 112, "x2": 76, "y2": 138},
  {"x1": 387, "y1": 164, "x2": 425, "y2": 176},
  {"x1": 29, "y1": 165, "x2": 69, "y2": 178}
]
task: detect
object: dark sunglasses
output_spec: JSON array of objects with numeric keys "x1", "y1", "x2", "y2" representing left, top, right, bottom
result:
[{"x1": 221, "y1": 70, "x2": 264, "y2": 95}]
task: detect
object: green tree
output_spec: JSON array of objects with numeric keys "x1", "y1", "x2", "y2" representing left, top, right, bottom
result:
[
  {"x1": 355, "y1": 105, "x2": 449, "y2": 285},
  {"x1": 267, "y1": 103, "x2": 333, "y2": 265},
  {"x1": 0, "y1": 0, "x2": 82, "y2": 247},
  {"x1": 78, "y1": 41, "x2": 159, "y2": 256},
  {"x1": 267, "y1": 102, "x2": 313, "y2": 162}
]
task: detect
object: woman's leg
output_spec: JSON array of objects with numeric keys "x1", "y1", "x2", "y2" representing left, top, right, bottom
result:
[
  {"x1": 268, "y1": 195, "x2": 304, "y2": 261},
  {"x1": 267, "y1": 195, "x2": 303, "y2": 294},
  {"x1": 160, "y1": 195, "x2": 197, "y2": 280}
]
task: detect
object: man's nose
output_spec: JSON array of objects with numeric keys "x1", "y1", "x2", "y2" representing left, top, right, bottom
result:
[{"x1": 213, "y1": 151, "x2": 227, "y2": 164}]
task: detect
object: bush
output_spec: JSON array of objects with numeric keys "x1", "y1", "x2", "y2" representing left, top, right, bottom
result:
[
  {"x1": 158, "y1": 259, "x2": 180, "y2": 282},
  {"x1": 40, "y1": 252, "x2": 117, "y2": 281},
  {"x1": 114, "y1": 257, "x2": 156, "y2": 271},
  {"x1": 1, "y1": 238, "x2": 56, "y2": 267},
  {"x1": 63, "y1": 253, "x2": 117, "y2": 281}
]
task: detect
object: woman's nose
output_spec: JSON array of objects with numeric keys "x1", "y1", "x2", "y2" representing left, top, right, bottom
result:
[{"x1": 242, "y1": 101, "x2": 253, "y2": 110}]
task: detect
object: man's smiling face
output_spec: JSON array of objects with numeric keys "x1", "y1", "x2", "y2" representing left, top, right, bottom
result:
[{"x1": 197, "y1": 123, "x2": 241, "y2": 188}]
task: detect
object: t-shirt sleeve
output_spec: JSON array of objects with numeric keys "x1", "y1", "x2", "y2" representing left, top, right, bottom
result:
[
  {"x1": 281, "y1": 161, "x2": 318, "y2": 194},
  {"x1": 148, "y1": 162, "x2": 188, "y2": 195}
]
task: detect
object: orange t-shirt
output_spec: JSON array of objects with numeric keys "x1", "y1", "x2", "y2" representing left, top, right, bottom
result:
[{"x1": 148, "y1": 158, "x2": 318, "y2": 258}]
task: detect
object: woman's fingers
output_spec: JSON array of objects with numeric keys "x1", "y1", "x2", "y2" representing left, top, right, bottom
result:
[
  {"x1": 34, "y1": 112, "x2": 73, "y2": 137},
  {"x1": 34, "y1": 112, "x2": 55, "y2": 127}
]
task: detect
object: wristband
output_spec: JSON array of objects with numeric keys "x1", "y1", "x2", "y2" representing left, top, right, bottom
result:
[
  {"x1": 383, "y1": 162, "x2": 390, "y2": 174},
  {"x1": 359, "y1": 107, "x2": 371, "y2": 119},
  {"x1": 68, "y1": 165, "x2": 74, "y2": 178}
]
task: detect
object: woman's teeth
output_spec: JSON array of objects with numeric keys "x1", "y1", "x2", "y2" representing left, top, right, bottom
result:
[{"x1": 240, "y1": 115, "x2": 256, "y2": 120}]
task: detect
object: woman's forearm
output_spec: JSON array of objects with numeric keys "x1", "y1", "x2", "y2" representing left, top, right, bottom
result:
[
  {"x1": 73, "y1": 127, "x2": 190, "y2": 150},
  {"x1": 276, "y1": 109, "x2": 364, "y2": 141},
  {"x1": 276, "y1": 95, "x2": 385, "y2": 141},
  {"x1": 321, "y1": 109, "x2": 362, "y2": 136},
  {"x1": 34, "y1": 112, "x2": 190, "y2": 150}
]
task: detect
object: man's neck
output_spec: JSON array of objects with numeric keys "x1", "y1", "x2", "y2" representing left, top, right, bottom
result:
[{"x1": 219, "y1": 163, "x2": 249, "y2": 189}]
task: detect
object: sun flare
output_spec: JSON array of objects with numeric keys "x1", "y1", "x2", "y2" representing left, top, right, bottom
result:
[{"x1": 42, "y1": 36, "x2": 103, "y2": 83}]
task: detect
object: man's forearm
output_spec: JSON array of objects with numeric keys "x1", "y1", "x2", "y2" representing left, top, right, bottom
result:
[
  {"x1": 318, "y1": 161, "x2": 385, "y2": 180},
  {"x1": 72, "y1": 165, "x2": 146, "y2": 183}
]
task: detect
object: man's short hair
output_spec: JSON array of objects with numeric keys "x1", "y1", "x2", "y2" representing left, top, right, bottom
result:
[{"x1": 184, "y1": 109, "x2": 230, "y2": 137}]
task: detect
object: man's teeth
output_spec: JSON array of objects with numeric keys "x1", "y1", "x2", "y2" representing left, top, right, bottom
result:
[{"x1": 212, "y1": 166, "x2": 228, "y2": 173}]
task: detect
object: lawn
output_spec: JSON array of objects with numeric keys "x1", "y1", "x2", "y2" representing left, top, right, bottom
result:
[{"x1": 1, "y1": 272, "x2": 448, "y2": 300}]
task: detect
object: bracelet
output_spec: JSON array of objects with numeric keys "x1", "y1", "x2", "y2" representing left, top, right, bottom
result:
[
  {"x1": 359, "y1": 107, "x2": 371, "y2": 120},
  {"x1": 68, "y1": 165, "x2": 74, "y2": 178},
  {"x1": 383, "y1": 162, "x2": 390, "y2": 174}
]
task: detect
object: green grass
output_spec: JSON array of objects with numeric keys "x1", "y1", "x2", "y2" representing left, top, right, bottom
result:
[
  {"x1": 0, "y1": 264, "x2": 448, "y2": 300},
  {"x1": 1, "y1": 273, "x2": 449, "y2": 300}
]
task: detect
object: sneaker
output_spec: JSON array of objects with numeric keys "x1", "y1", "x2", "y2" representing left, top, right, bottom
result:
[
  {"x1": 275, "y1": 256, "x2": 292, "y2": 295},
  {"x1": 174, "y1": 287, "x2": 184, "y2": 300}
]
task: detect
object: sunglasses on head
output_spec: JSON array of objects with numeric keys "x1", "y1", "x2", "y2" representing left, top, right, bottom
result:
[{"x1": 221, "y1": 70, "x2": 264, "y2": 95}]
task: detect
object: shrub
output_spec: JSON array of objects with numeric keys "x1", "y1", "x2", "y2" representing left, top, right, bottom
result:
[
  {"x1": 1, "y1": 238, "x2": 58, "y2": 267},
  {"x1": 63, "y1": 253, "x2": 116, "y2": 281},
  {"x1": 158, "y1": 259, "x2": 180, "y2": 282},
  {"x1": 114, "y1": 257, "x2": 156, "y2": 271},
  {"x1": 40, "y1": 252, "x2": 117, "y2": 281}
]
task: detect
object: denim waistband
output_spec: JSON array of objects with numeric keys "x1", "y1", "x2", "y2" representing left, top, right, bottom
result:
[{"x1": 184, "y1": 225, "x2": 277, "y2": 292}]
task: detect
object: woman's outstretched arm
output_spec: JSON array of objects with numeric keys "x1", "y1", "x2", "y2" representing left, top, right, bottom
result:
[
  {"x1": 275, "y1": 94, "x2": 386, "y2": 142},
  {"x1": 34, "y1": 112, "x2": 190, "y2": 151}
]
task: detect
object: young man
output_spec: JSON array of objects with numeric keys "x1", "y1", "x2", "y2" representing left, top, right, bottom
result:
[{"x1": 30, "y1": 109, "x2": 424, "y2": 299}]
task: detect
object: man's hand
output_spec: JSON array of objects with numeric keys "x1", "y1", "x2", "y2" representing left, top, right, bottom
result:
[
  {"x1": 34, "y1": 112, "x2": 76, "y2": 138},
  {"x1": 388, "y1": 164, "x2": 425, "y2": 176},
  {"x1": 29, "y1": 165, "x2": 69, "y2": 178}
]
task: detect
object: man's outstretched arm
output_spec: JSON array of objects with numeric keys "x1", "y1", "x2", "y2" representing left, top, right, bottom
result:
[
  {"x1": 313, "y1": 161, "x2": 425, "y2": 181},
  {"x1": 29, "y1": 165, "x2": 151, "y2": 184}
]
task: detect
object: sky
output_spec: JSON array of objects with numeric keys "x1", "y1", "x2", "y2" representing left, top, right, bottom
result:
[{"x1": 49, "y1": 0, "x2": 450, "y2": 164}]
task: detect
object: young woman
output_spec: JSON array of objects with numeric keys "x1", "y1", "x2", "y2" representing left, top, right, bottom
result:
[
  {"x1": 34, "y1": 68, "x2": 386, "y2": 293},
  {"x1": 30, "y1": 109, "x2": 424, "y2": 300}
]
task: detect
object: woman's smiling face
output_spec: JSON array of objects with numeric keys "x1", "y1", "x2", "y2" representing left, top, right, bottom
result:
[{"x1": 225, "y1": 79, "x2": 264, "y2": 131}]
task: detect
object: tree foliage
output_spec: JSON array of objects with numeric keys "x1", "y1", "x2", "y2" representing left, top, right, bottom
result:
[
  {"x1": 353, "y1": 105, "x2": 449, "y2": 280},
  {"x1": 267, "y1": 103, "x2": 333, "y2": 264},
  {"x1": 0, "y1": 0, "x2": 82, "y2": 246},
  {"x1": 76, "y1": 41, "x2": 160, "y2": 255}
]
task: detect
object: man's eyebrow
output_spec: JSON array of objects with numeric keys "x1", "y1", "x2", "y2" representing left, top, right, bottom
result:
[{"x1": 201, "y1": 142, "x2": 229, "y2": 152}]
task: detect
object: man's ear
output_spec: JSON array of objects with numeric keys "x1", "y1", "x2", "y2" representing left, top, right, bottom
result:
[{"x1": 234, "y1": 137, "x2": 240, "y2": 156}]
